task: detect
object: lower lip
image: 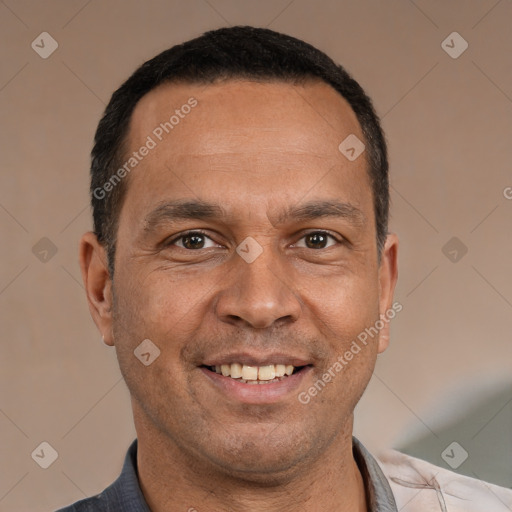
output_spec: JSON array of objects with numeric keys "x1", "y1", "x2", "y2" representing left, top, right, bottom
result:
[{"x1": 199, "y1": 366, "x2": 312, "y2": 404}]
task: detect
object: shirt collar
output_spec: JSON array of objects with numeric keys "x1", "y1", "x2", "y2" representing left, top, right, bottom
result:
[
  {"x1": 352, "y1": 437, "x2": 398, "y2": 511},
  {"x1": 110, "y1": 437, "x2": 397, "y2": 512},
  {"x1": 98, "y1": 439, "x2": 151, "y2": 511}
]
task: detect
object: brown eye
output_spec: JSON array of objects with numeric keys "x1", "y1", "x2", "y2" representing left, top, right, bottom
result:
[
  {"x1": 296, "y1": 231, "x2": 338, "y2": 249},
  {"x1": 182, "y1": 233, "x2": 205, "y2": 249},
  {"x1": 172, "y1": 231, "x2": 218, "y2": 250}
]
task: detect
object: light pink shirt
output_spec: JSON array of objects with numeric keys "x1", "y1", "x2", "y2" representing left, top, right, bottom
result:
[{"x1": 377, "y1": 449, "x2": 512, "y2": 511}]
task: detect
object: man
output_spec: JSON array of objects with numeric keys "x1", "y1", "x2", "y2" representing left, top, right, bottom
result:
[{"x1": 60, "y1": 26, "x2": 512, "y2": 511}]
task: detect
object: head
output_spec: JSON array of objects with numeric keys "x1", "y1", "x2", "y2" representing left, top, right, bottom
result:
[
  {"x1": 80, "y1": 26, "x2": 398, "y2": 482},
  {"x1": 90, "y1": 26, "x2": 389, "y2": 277}
]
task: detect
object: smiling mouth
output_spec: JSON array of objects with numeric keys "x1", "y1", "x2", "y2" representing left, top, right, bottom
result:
[{"x1": 202, "y1": 363, "x2": 309, "y2": 385}]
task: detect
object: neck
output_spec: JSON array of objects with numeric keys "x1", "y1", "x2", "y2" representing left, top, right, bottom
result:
[{"x1": 135, "y1": 413, "x2": 367, "y2": 512}]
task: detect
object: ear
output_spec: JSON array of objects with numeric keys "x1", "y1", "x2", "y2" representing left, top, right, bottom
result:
[
  {"x1": 79, "y1": 232, "x2": 114, "y2": 346},
  {"x1": 376, "y1": 233, "x2": 399, "y2": 354}
]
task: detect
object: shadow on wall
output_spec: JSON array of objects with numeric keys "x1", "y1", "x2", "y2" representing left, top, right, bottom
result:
[{"x1": 396, "y1": 387, "x2": 512, "y2": 489}]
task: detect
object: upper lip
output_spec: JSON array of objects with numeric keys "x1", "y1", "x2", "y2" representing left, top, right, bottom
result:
[{"x1": 202, "y1": 352, "x2": 312, "y2": 367}]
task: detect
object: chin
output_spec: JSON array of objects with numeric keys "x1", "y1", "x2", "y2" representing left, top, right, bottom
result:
[
  {"x1": 212, "y1": 455, "x2": 305, "y2": 486},
  {"x1": 201, "y1": 427, "x2": 319, "y2": 483}
]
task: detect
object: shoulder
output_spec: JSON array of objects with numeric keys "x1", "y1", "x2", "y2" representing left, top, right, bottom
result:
[
  {"x1": 55, "y1": 492, "x2": 109, "y2": 512},
  {"x1": 55, "y1": 487, "x2": 118, "y2": 512},
  {"x1": 55, "y1": 439, "x2": 147, "y2": 512},
  {"x1": 377, "y1": 448, "x2": 512, "y2": 511}
]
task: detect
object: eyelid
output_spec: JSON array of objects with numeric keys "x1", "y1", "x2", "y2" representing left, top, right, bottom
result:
[
  {"x1": 165, "y1": 229, "x2": 344, "y2": 250},
  {"x1": 292, "y1": 229, "x2": 343, "y2": 248},
  {"x1": 166, "y1": 229, "x2": 219, "y2": 248}
]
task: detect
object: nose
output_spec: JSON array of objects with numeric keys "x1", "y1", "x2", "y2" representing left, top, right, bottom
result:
[{"x1": 215, "y1": 244, "x2": 302, "y2": 329}]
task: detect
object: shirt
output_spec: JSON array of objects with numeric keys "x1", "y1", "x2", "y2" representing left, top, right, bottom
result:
[
  {"x1": 56, "y1": 437, "x2": 398, "y2": 511},
  {"x1": 378, "y1": 448, "x2": 512, "y2": 511}
]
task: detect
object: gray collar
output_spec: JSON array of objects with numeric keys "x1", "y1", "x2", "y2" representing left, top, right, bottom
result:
[
  {"x1": 58, "y1": 437, "x2": 397, "y2": 511},
  {"x1": 353, "y1": 437, "x2": 398, "y2": 511}
]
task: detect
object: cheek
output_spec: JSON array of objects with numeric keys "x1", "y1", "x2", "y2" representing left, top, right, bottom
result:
[
  {"x1": 116, "y1": 267, "x2": 204, "y2": 334},
  {"x1": 143, "y1": 287, "x2": 182, "y2": 331},
  {"x1": 111, "y1": 280, "x2": 192, "y2": 419},
  {"x1": 304, "y1": 270, "x2": 381, "y2": 339},
  {"x1": 111, "y1": 269, "x2": 210, "y2": 389},
  {"x1": 302, "y1": 270, "x2": 381, "y2": 401}
]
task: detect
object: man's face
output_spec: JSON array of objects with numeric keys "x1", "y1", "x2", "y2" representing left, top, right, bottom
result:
[{"x1": 96, "y1": 80, "x2": 397, "y2": 479}]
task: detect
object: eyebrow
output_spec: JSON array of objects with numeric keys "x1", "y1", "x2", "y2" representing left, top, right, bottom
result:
[
  {"x1": 143, "y1": 198, "x2": 366, "y2": 232},
  {"x1": 143, "y1": 200, "x2": 225, "y2": 232},
  {"x1": 273, "y1": 199, "x2": 366, "y2": 226}
]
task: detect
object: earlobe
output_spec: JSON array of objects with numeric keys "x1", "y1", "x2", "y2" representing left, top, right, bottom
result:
[
  {"x1": 377, "y1": 233, "x2": 399, "y2": 354},
  {"x1": 79, "y1": 232, "x2": 115, "y2": 346},
  {"x1": 377, "y1": 329, "x2": 390, "y2": 354}
]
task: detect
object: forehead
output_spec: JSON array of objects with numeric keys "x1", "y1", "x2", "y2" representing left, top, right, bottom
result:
[
  {"x1": 121, "y1": 79, "x2": 372, "y2": 223},
  {"x1": 129, "y1": 79, "x2": 363, "y2": 158}
]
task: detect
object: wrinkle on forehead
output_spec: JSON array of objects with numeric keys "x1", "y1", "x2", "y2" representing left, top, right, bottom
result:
[
  {"x1": 183, "y1": 129, "x2": 337, "y2": 158},
  {"x1": 119, "y1": 79, "x2": 373, "y2": 236},
  {"x1": 128, "y1": 80, "x2": 363, "y2": 160}
]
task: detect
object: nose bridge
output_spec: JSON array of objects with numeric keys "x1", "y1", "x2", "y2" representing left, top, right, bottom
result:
[{"x1": 215, "y1": 240, "x2": 301, "y2": 329}]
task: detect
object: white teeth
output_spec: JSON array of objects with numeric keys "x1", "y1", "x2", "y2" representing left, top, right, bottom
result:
[
  {"x1": 275, "y1": 364, "x2": 286, "y2": 377},
  {"x1": 211, "y1": 363, "x2": 298, "y2": 381},
  {"x1": 230, "y1": 363, "x2": 243, "y2": 378},
  {"x1": 241, "y1": 365, "x2": 258, "y2": 380},
  {"x1": 258, "y1": 365, "x2": 276, "y2": 380}
]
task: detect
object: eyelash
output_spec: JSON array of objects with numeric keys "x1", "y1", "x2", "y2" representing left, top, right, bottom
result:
[
  {"x1": 167, "y1": 230, "x2": 214, "y2": 248},
  {"x1": 167, "y1": 229, "x2": 342, "y2": 250}
]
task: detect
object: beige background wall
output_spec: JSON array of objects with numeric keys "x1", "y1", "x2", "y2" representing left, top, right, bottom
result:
[{"x1": 1, "y1": 1, "x2": 511, "y2": 510}]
